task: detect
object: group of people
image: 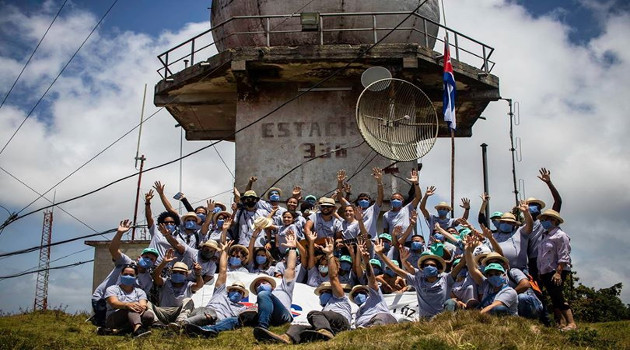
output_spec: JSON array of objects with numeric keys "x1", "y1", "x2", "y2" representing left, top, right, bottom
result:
[{"x1": 90, "y1": 166, "x2": 576, "y2": 341}]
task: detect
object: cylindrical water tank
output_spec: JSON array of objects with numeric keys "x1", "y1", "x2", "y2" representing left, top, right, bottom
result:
[{"x1": 211, "y1": 0, "x2": 440, "y2": 51}]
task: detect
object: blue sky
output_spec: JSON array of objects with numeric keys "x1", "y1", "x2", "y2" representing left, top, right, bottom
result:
[{"x1": 0, "y1": 0, "x2": 629, "y2": 313}]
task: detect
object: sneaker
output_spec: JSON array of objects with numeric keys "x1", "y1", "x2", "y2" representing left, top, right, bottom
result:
[
  {"x1": 301, "y1": 329, "x2": 334, "y2": 342},
  {"x1": 253, "y1": 327, "x2": 292, "y2": 344},
  {"x1": 132, "y1": 327, "x2": 152, "y2": 338},
  {"x1": 184, "y1": 323, "x2": 218, "y2": 338},
  {"x1": 168, "y1": 322, "x2": 183, "y2": 332}
]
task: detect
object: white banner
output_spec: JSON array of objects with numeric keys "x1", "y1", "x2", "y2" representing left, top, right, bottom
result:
[{"x1": 191, "y1": 272, "x2": 419, "y2": 326}]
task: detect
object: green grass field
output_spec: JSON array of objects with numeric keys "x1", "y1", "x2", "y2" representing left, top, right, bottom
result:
[{"x1": 0, "y1": 310, "x2": 628, "y2": 350}]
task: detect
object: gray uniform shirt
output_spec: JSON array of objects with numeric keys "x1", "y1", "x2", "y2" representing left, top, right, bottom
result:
[
  {"x1": 91, "y1": 253, "x2": 152, "y2": 301},
  {"x1": 323, "y1": 294, "x2": 353, "y2": 324},
  {"x1": 406, "y1": 270, "x2": 454, "y2": 318},
  {"x1": 104, "y1": 285, "x2": 147, "y2": 318},
  {"x1": 493, "y1": 226, "x2": 529, "y2": 270},
  {"x1": 479, "y1": 278, "x2": 518, "y2": 316},
  {"x1": 206, "y1": 283, "x2": 246, "y2": 320},
  {"x1": 355, "y1": 287, "x2": 391, "y2": 327}
]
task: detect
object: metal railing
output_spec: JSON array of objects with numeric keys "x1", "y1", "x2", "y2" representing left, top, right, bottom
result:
[{"x1": 157, "y1": 11, "x2": 495, "y2": 79}]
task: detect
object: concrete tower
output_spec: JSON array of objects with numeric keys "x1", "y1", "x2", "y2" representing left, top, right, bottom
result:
[{"x1": 154, "y1": 0, "x2": 500, "y2": 199}]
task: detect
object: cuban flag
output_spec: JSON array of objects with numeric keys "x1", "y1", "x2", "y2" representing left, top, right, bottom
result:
[{"x1": 443, "y1": 38, "x2": 457, "y2": 130}]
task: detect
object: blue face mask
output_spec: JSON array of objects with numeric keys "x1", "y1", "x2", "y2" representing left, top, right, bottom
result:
[
  {"x1": 319, "y1": 292, "x2": 333, "y2": 306},
  {"x1": 385, "y1": 269, "x2": 396, "y2": 277},
  {"x1": 540, "y1": 220, "x2": 553, "y2": 230},
  {"x1": 229, "y1": 257, "x2": 242, "y2": 266},
  {"x1": 255, "y1": 255, "x2": 267, "y2": 265},
  {"x1": 171, "y1": 273, "x2": 186, "y2": 284},
  {"x1": 197, "y1": 214, "x2": 207, "y2": 223},
  {"x1": 228, "y1": 290, "x2": 242, "y2": 303},
  {"x1": 257, "y1": 283, "x2": 273, "y2": 294},
  {"x1": 318, "y1": 265, "x2": 329, "y2": 274},
  {"x1": 434, "y1": 233, "x2": 444, "y2": 242},
  {"x1": 488, "y1": 275, "x2": 506, "y2": 287},
  {"x1": 269, "y1": 194, "x2": 280, "y2": 202},
  {"x1": 411, "y1": 242, "x2": 424, "y2": 251},
  {"x1": 528, "y1": 205, "x2": 540, "y2": 216},
  {"x1": 354, "y1": 293, "x2": 367, "y2": 306},
  {"x1": 491, "y1": 220, "x2": 500, "y2": 230},
  {"x1": 184, "y1": 220, "x2": 197, "y2": 230},
  {"x1": 213, "y1": 207, "x2": 222, "y2": 214},
  {"x1": 437, "y1": 209, "x2": 449, "y2": 217},
  {"x1": 499, "y1": 222, "x2": 514, "y2": 233},
  {"x1": 340, "y1": 262, "x2": 352, "y2": 272},
  {"x1": 138, "y1": 257, "x2": 153, "y2": 269},
  {"x1": 216, "y1": 219, "x2": 225, "y2": 228},
  {"x1": 120, "y1": 275, "x2": 136, "y2": 286},
  {"x1": 391, "y1": 199, "x2": 403, "y2": 208},
  {"x1": 357, "y1": 199, "x2": 370, "y2": 209},
  {"x1": 423, "y1": 265, "x2": 439, "y2": 277},
  {"x1": 165, "y1": 223, "x2": 176, "y2": 233}
]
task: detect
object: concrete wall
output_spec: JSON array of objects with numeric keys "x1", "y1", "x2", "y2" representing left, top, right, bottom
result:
[
  {"x1": 85, "y1": 240, "x2": 151, "y2": 292},
  {"x1": 234, "y1": 83, "x2": 416, "y2": 201}
]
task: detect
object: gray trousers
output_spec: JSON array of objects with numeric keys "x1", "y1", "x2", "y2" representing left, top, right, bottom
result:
[
  {"x1": 148, "y1": 298, "x2": 194, "y2": 324},
  {"x1": 105, "y1": 309, "x2": 155, "y2": 330},
  {"x1": 285, "y1": 311, "x2": 350, "y2": 343}
]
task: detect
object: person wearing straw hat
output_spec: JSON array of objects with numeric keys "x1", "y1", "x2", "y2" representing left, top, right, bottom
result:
[
  {"x1": 335, "y1": 167, "x2": 384, "y2": 239},
  {"x1": 91, "y1": 220, "x2": 158, "y2": 328},
  {"x1": 492, "y1": 200, "x2": 533, "y2": 271},
  {"x1": 305, "y1": 228, "x2": 331, "y2": 287},
  {"x1": 249, "y1": 231, "x2": 299, "y2": 339},
  {"x1": 382, "y1": 169, "x2": 421, "y2": 244},
  {"x1": 420, "y1": 185, "x2": 471, "y2": 232},
  {"x1": 246, "y1": 226, "x2": 275, "y2": 276},
  {"x1": 254, "y1": 238, "x2": 352, "y2": 344},
  {"x1": 157, "y1": 222, "x2": 217, "y2": 284},
  {"x1": 536, "y1": 209, "x2": 576, "y2": 331},
  {"x1": 375, "y1": 238, "x2": 457, "y2": 318},
  {"x1": 206, "y1": 209, "x2": 233, "y2": 242},
  {"x1": 198, "y1": 199, "x2": 228, "y2": 245},
  {"x1": 257, "y1": 186, "x2": 287, "y2": 224},
  {"x1": 183, "y1": 241, "x2": 249, "y2": 336},
  {"x1": 350, "y1": 241, "x2": 397, "y2": 327},
  {"x1": 227, "y1": 243, "x2": 249, "y2": 272},
  {"x1": 232, "y1": 187, "x2": 270, "y2": 247},
  {"x1": 178, "y1": 211, "x2": 202, "y2": 249},
  {"x1": 304, "y1": 197, "x2": 343, "y2": 241}
]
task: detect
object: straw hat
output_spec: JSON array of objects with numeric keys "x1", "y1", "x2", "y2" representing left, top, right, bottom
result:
[
  {"x1": 417, "y1": 253, "x2": 446, "y2": 273},
  {"x1": 212, "y1": 211, "x2": 231, "y2": 225},
  {"x1": 214, "y1": 202, "x2": 227, "y2": 212},
  {"x1": 266, "y1": 187, "x2": 283, "y2": 198},
  {"x1": 539, "y1": 209, "x2": 564, "y2": 224},
  {"x1": 201, "y1": 239, "x2": 219, "y2": 250},
  {"x1": 249, "y1": 275, "x2": 277, "y2": 295},
  {"x1": 434, "y1": 202, "x2": 452, "y2": 211},
  {"x1": 349, "y1": 285, "x2": 369, "y2": 301},
  {"x1": 181, "y1": 212, "x2": 201, "y2": 224},
  {"x1": 473, "y1": 245, "x2": 492, "y2": 266},
  {"x1": 314, "y1": 282, "x2": 333, "y2": 296},
  {"x1": 172, "y1": 262, "x2": 189, "y2": 273},
  {"x1": 526, "y1": 197, "x2": 546, "y2": 209},
  {"x1": 242, "y1": 190, "x2": 259, "y2": 199},
  {"x1": 498, "y1": 212, "x2": 519, "y2": 224},
  {"x1": 229, "y1": 245, "x2": 249, "y2": 259},
  {"x1": 482, "y1": 252, "x2": 509, "y2": 268},
  {"x1": 318, "y1": 197, "x2": 335, "y2": 206},
  {"x1": 253, "y1": 217, "x2": 273, "y2": 230},
  {"x1": 227, "y1": 281, "x2": 249, "y2": 298}
]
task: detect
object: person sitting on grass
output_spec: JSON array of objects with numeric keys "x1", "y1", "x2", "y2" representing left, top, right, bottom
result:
[
  {"x1": 103, "y1": 262, "x2": 155, "y2": 337},
  {"x1": 464, "y1": 236, "x2": 518, "y2": 316},
  {"x1": 183, "y1": 241, "x2": 249, "y2": 337},
  {"x1": 255, "y1": 238, "x2": 352, "y2": 344},
  {"x1": 443, "y1": 257, "x2": 479, "y2": 311}
]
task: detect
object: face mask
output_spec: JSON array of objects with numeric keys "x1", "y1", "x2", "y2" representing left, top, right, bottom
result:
[
  {"x1": 499, "y1": 222, "x2": 513, "y2": 233},
  {"x1": 138, "y1": 257, "x2": 153, "y2": 269},
  {"x1": 306, "y1": 199, "x2": 316, "y2": 205},
  {"x1": 540, "y1": 220, "x2": 553, "y2": 230},
  {"x1": 229, "y1": 257, "x2": 242, "y2": 266},
  {"x1": 385, "y1": 269, "x2": 396, "y2": 277},
  {"x1": 528, "y1": 205, "x2": 540, "y2": 216},
  {"x1": 372, "y1": 267, "x2": 382, "y2": 275},
  {"x1": 120, "y1": 275, "x2": 136, "y2": 286},
  {"x1": 357, "y1": 199, "x2": 370, "y2": 208},
  {"x1": 318, "y1": 265, "x2": 329, "y2": 274},
  {"x1": 184, "y1": 221, "x2": 197, "y2": 230},
  {"x1": 340, "y1": 262, "x2": 352, "y2": 272},
  {"x1": 171, "y1": 273, "x2": 186, "y2": 284},
  {"x1": 391, "y1": 199, "x2": 403, "y2": 208},
  {"x1": 437, "y1": 209, "x2": 449, "y2": 217},
  {"x1": 201, "y1": 250, "x2": 214, "y2": 260},
  {"x1": 165, "y1": 224, "x2": 176, "y2": 233},
  {"x1": 434, "y1": 233, "x2": 444, "y2": 242},
  {"x1": 319, "y1": 292, "x2": 332, "y2": 306},
  {"x1": 383, "y1": 243, "x2": 391, "y2": 252},
  {"x1": 488, "y1": 275, "x2": 506, "y2": 287},
  {"x1": 269, "y1": 194, "x2": 280, "y2": 202},
  {"x1": 228, "y1": 290, "x2": 242, "y2": 303},
  {"x1": 244, "y1": 200, "x2": 257, "y2": 208},
  {"x1": 213, "y1": 207, "x2": 222, "y2": 214},
  {"x1": 354, "y1": 293, "x2": 367, "y2": 306},
  {"x1": 216, "y1": 219, "x2": 225, "y2": 228},
  {"x1": 197, "y1": 214, "x2": 207, "y2": 223},
  {"x1": 257, "y1": 283, "x2": 273, "y2": 294},
  {"x1": 411, "y1": 242, "x2": 424, "y2": 251},
  {"x1": 491, "y1": 220, "x2": 500, "y2": 230},
  {"x1": 255, "y1": 256, "x2": 267, "y2": 265},
  {"x1": 423, "y1": 265, "x2": 439, "y2": 277}
]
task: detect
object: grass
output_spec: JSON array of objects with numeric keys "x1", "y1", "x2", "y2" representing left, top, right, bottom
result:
[{"x1": 0, "y1": 310, "x2": 628, "y2": 350}]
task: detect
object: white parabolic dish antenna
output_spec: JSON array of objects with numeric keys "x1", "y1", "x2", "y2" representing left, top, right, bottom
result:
[
  {"x1": 361, "y1": 66, "x2": 392, "y2": 91},
  {"x1": 356, "y1": 78, "x2": 438, "y2": 162}
]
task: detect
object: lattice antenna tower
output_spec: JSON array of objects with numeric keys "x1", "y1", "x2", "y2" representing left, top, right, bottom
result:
[{"x1": 34, "y1": 209, "x2": 53, "y2": 311}]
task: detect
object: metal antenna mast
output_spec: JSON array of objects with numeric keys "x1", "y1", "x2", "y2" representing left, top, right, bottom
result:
[{"x1": 34, "y1": 193, "x2": 54, "y2": 311}]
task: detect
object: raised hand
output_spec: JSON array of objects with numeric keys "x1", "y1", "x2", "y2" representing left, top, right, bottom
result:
[
  {"x1": 252, "y1": 227, "x2": 262, "y2": 238},
  {"x1": 337, "y1": 169, "x2": 347, "y2": 182},
  {"x1": 357, "y1": 240, "x2": 370, "y2": 260},
  {"x1": 425, "y1": 186, "x2": 436, "y2": 197},
  {"x1": 407, "y1": 168, "x2": 419, "y2": 184},
  {"x1": 392, "y1": 225, "x2": 403, "y2": 239},
  {"x1": 306, "y1": 229, "x2": 317, "y2": 242},
  {"x1": 480, "y1": 223, "x2": 493, "y2": 239},
  {"x1": 282, "y1": 230, "x2": 297, "y2": 248},
  {"x1": 163, "y1": 249, "x2": 177, "y2": 263},
  {"x1": 117, "y1": 219, "x2": 132, "y2": 233},
  {"x1": 217, "y1": 240, "x2": 233, "y2": 253},
  {"x1": 292, "y1": 186, "x2": 302, "y2": 198},
  {"x1": 518, "y1": 200, "x2": 528, "y2": 212},
  {"x1": 193, "y1": 262, "x2": 202, "y2": 274},
  {"x1": 153, "y1": 181, "x2": 165, "y2": 194},
  {"x1": 373, "y1": 237, "x2": 384, "y2": 255},
  {"x1": 207, "y1": 199, "x2": 216, "y2": 213},
  {"x1": 372, "y1": 167, "x2": 383, "y2": 182},
  {"x1": 399, "y1": 245, "x2": 411, "y2": 262},
  {"x1": 409, "y1": 210, "x2": 418, "y2": 225},
  {"x1": 145, "y1": 189, "x2": 154, "y2": 203},
  {"x1": 157, "y1": 223, "x2": 170, "y2": 236},
  {"x1": 460, "y1": 197, "x2": 471, "y2": 210},
  {"x1": 222, "y1": 218, "x2": 233, "y2": 231},
  {"x1": 249, "y1": 176, "x2": 258, "y2": 183},
  {"x1": 354, "y1": 206, "x2": 364, "y2": 221},
  {"x1": 538, "y1": 168, "x2": 552, "y2": 184},
  {"x1": 480, "y1": 193, "x2": 490, "y2": 202},
  {"x1": 321, "y1": 237, "x2": 334, "y2": 255}
]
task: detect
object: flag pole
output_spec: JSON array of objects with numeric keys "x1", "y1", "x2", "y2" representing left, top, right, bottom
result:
[{"x1": 450, "y1": 128, "x2": 455, "y2": 216}]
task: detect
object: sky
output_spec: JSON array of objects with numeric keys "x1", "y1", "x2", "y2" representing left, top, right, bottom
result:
[{"x1": 0, "y1": 0, "x2": 628, "y2": 314}]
